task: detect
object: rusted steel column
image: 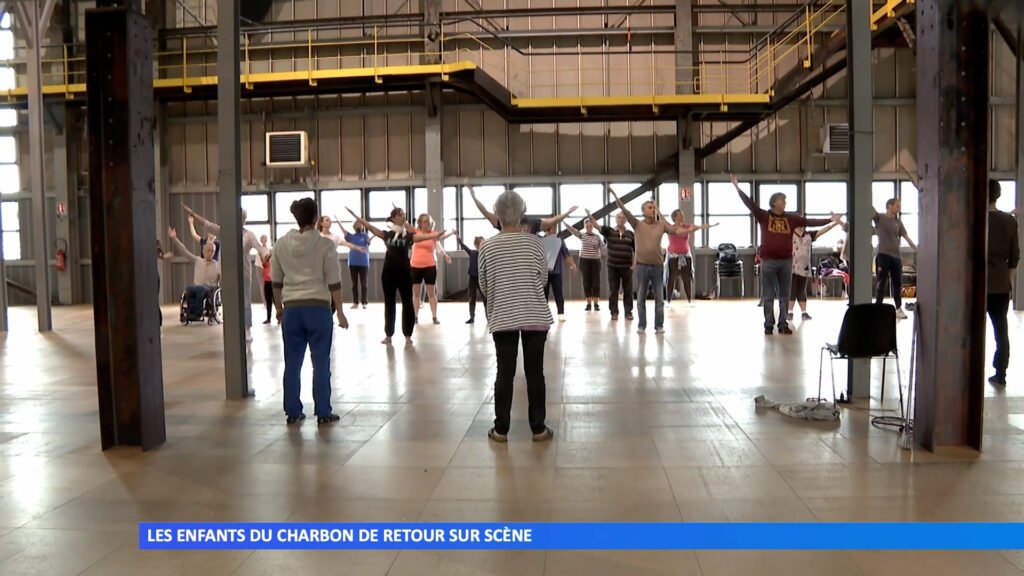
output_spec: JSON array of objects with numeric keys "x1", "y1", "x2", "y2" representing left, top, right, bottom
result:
[
  {"x1": 913, "y1": 0, "x2": 988, "y2": 451},
  {"x1": 86, "y1": 5, "x2": 165, "y2": 450}
]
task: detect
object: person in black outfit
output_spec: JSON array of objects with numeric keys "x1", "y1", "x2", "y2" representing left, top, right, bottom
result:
[
  {"x1": 987, "y1": 180, "x2": 1020, "y2": 386},
  {"x1": 597, "y1": 211, "x2": 636, "y2": 321},
  {"x1": 456, "y1": 234, "x2": 486, "y2": 324},
  {"x1": 347, "y1": 207, "x2": 445, "y2": 345}
]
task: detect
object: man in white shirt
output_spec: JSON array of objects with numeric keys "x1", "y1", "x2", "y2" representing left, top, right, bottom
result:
[
  {"x1": 183, "y1": 204, "x2": 269, "y2": 341},
  {"x1": 169, "y1": 226, "x2": 220, "y2": 319}
]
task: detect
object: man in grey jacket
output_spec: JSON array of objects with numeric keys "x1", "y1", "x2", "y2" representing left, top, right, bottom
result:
[{"x1": 987, "y1": 180, "x2": 1020, "y2": 386}]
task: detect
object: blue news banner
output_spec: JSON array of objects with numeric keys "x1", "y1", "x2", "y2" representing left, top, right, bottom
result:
[{"x1": 140, "y1": 522, "x2": 1024, "y2": 551}]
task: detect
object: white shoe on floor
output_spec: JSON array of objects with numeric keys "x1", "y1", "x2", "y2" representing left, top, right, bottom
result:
[
  {"x1": 558, "y1": 314, "x2": 566, "y2": 322},
  {"x1": 896, "y1": 309, "x2": 908, "y2": 320}
]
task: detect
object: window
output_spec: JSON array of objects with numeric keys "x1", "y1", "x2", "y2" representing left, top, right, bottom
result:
[
  {"x1": 869, "y1": 182, "x2": 898, "y2": 247},
  {"x1": 513, "y1": 186, "x2": 554, "y2": 215},
  {"x1": 0, "y1": 162, "x2": 16, "y2": 194},
  {"x1": 461, "y1": 185, "x2": 502, "y2": 220},
  {"x1": 872, "y1": 181, "x2": 896, "y2": 212},
  {"x1": 658, "y1": 182, "x2": 680, "y2": 218},
  {"x1": 1, "y1": 200, "x2": 18, "y2": 260},
  {"x1": 273, "y1": 191, "x2": 314, "y2": 239},
  {"x1": 804, "y1": 181, "x2": 847, "y2": 217},
  {"x1": 610, "y1": 182, "x2": 653, "y2": 220},
  {"x1": 461, "y1": 219, "x2": 496, "y2": 251},
  {"x1": 0, "y1": 108, "x2": 15, "y2": 127},
  {"x1": 997, "y1": 180, "x2": 1017, "y2": 213},
  {"x1": 899, "y1": 181, "x2": 919, "y2": 245},
  {"x1": 757, "y1": 183, "x2": 798, "y2": 212},
  {"x1": 442, "y1": 186, "x2": 457, "y2": 250},
  {"x1": 320, "y1": 189, "x2": 361, "y2": 225},
  {"x1": 241, "y1": 193, "x2": 269, "y2": 223},
  {"x1": 240, "y1": 193, "x2": 270, "y2": 249},
  {"x1": 706, "y1": 181, "x2": 752, "y2": 248},
  {"x1": 367, "y1": 189, "x2": 406, "y2": 221},
  {"x1": 560, "y1": 183, "x2": 604, "y2": 250}
]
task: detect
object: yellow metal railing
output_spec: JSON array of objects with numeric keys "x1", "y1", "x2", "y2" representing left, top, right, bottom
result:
[{"x1": 0, "y1": 0, "x2": 912, "y2": 108}]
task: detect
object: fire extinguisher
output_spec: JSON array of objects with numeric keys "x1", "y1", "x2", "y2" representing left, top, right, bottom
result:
[{"x1": 55, "y1": 238, "x2": 67, "y2": 272}]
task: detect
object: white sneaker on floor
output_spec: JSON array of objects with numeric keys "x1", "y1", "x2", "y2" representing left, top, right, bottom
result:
[
  {"x1": 896, "y1": 309, "x2": 908, "y2": 320},
  {"x1": 558, "y1": 314, "x2": 566, "y2": 322}
]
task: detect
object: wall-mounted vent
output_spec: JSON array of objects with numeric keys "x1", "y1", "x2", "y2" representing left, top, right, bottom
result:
[
  {"x1": 265, "y1": 131, "x2": 309, "y2": 167},
  {"x1": 823, "y1": 123, "x2": 850, "y2": 154}
]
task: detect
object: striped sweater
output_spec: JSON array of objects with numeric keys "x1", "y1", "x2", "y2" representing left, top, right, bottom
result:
[
  {"x1": 578, "y1": 232, "x2": 604, "y2": 260},
  {"x1": 599, "y1": 225, "x2": 635, "y2": 268},
  {"x1": 478, "y1": 232, "x2": 554, "y2": 333}
]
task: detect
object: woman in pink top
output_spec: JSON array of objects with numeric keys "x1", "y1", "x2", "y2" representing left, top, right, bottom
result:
[
  {"x1": 666, "y1": 209, "x2": 713, "y2": 304},
  {"x1": 410, "y1": 214, "x2": 452, "y2": 324}
]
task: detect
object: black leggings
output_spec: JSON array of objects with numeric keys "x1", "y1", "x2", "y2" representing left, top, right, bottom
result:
[
  {"x1": 546, "y1": 272, "x2": 564, "y2": 315},
  {"x1": 382, "y1": 264, "x2": 415, "y2": 338},
  {"x1": 667, "y1": 255, "x2": 693, "y2": 302},
  {"x1": 467, "y1": 275, "x2": 486, "y2": 318},
  {"x1": 791, "y1": 274, "x2": 809, "y2": 304},
  {"x1": 579, "y1": 258, "x2": 602, "y2": 299},
  {"x1": 263, "y1": 280, "x2": 275, "y2": 321},
  {"x1": 349, "y1": 266, "x2": 368, "y2": 305},
  {"x1": 875, "y1": 253, "x2": 903, "y2": 307}
]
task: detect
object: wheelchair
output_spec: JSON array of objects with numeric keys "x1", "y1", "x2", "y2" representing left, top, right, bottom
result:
[{"x1": 179, "y1": 285, "x2": 222, "y2": 325}]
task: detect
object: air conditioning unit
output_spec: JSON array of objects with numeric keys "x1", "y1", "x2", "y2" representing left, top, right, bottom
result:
[
  {"x1": 823, "y1": 123, "x2": 850, "y2": 154},
  {"x1": 265, "y1": 131, "x2": 309, "y2": 167}
]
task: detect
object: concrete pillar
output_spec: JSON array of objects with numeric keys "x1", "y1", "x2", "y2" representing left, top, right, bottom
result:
[
  {"x1": 425, "y1": 84, "x2": 445, "y2": 295},
  {"x1": 845, "y1": 0, "x2": 873, "y2": 398},
  {"x1": 422, "y1": 0, "x2": 445, "y2": 293},
  {"x1": 422, "y1": 0, "x2": 440, "y2": 65},
  {"x1": 676, "y1": 0, "x2": 695, "y2": 220},
  {"x1": 218, "y1": 0, "x2": 250, "y2": 399},
  {"x1": 913, "y1": 0, "x2": 989, "y2": 450},
  {"x1": 86, "y1": 2, "x2": 165, "y2": 450}
]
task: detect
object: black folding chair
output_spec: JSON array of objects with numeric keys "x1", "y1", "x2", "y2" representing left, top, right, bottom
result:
[{"x1": 818, "y1": 303, "x2": 902, "y2": 410}]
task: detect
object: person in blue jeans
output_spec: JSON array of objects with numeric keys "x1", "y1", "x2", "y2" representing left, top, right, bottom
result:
[{"x1": 271, "y1": 198, "x2": 349, "y2": 425}]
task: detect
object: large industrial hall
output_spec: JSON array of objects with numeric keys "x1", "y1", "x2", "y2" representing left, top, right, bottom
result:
[{"x1": 0, "y1": 0, "x2": 1023, "y2": 573}]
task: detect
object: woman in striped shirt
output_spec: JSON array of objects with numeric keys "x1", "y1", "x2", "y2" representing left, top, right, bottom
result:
[
  {"x1": 478, "y1": 190, "x2": 554, "y2": 443},
  {"x1": 564, "y1": 216, "x2": 605, "y2": 311}
]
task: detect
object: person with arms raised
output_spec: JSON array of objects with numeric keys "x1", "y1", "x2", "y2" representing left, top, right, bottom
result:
[{"x1": 731, "y1": 175, "x2": 841, "y2": 335}]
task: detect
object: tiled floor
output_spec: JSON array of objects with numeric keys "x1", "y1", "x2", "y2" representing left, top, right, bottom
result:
[{"x1": 1, "y1": 299, "x2": 1023, "y2": 575}]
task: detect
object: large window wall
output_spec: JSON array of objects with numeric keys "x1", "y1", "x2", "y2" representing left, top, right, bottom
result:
[{"x1": 235, "y1": 177, "x2": 969, "y2": 256}]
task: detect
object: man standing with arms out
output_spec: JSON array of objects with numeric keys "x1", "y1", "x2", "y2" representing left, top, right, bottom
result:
[
  {"x1": 595, "y1": 210, "x2": 636, "y2": 321},
  {"x1": 610, "y1": 192, "x2": 690, "y2": 335},
  {"x1": 731, "y1": 175, "x2": 841, "y2": 335},
  {"x1": 987, "y1": 180, "x2": 1019, "y2": 386},
  {"x1": 873, "y1": 199, "x2": 917, "y2": 319}
]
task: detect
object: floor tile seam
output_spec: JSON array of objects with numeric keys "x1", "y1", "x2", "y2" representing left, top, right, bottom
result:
[{"x1": 70, "y1": 535, "x2": 144, "y2": 576}]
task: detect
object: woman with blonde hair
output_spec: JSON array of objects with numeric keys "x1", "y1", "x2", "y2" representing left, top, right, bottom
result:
[{"x1": 410, "y1": 213, "x2": 452, "y2": 325}]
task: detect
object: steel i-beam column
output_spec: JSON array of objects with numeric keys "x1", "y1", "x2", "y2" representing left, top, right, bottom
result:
[
  {"x1": 20, "y1": 0, "x2": 54, "y2": 331},
  {"x1": 218, "y1": 0, "x2": 249, "y2": 399},
  {"x1": 53, "y1": 106, "x2": 75, "y2": 305},
  {"x1": 913, "y1": 0, "x2": 988, "y2": 450},
  {"x1": 86, "y1": 1, "x2": 165, "y2": 450},
  {"x1": 1016, "y1": 13, "x2": 1024, "y2": 311},
  {"x1": 846, "y1": 0, "x2": 873, "y2": 398}
]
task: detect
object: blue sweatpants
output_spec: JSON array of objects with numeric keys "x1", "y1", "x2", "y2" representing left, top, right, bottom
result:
[{"x1": 282, "y1": 306, "x2": 334, "y2": 419}]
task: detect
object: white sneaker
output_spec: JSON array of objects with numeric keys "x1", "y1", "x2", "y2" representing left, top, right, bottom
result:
[
  {"x1": 245, "y1": 328, "x2": 253, "y2": 342},
  {"x1": 896, "y1": 309, "x2": 908, "y2": 320},
  {"x1": 558, "y1": 315, "x2": 566, "y2": 322}
]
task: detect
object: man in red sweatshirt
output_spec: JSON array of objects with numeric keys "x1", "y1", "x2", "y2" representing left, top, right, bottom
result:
[{"x1": 732, "y1": 175, "x2": 842, "y2": 335}]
